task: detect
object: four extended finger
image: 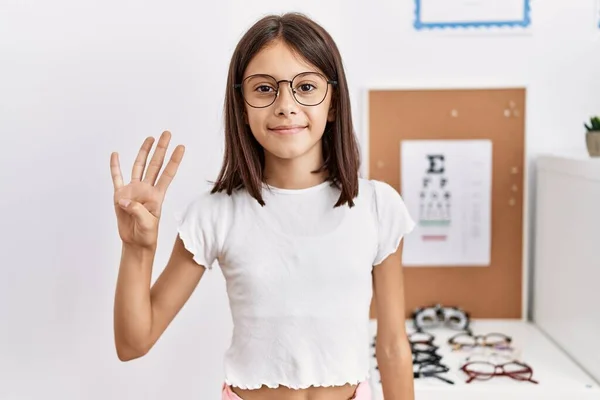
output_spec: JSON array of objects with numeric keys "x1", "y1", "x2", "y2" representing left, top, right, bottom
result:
[
  {"x1": 143, "y1": 130, "x2": 171, "y2": 186},
  {"x1": 110, "y1": 152, "x2": 124, "y2": 190},
  {"x1": 131, "y1": 136, "x2": 155, "y2": 182},
  {"x1": 156, "y1": 144, "x2": 185, "y2": 193}
]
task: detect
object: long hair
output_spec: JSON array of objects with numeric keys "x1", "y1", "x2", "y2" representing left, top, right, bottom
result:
[{"x1": 211, "y1": 12, "x2": 361, "y2": 207}]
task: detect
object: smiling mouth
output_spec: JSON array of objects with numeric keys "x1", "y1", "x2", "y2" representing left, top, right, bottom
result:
[{"x1": 268, "y1": 126, "x2": 307, "y2": 135}]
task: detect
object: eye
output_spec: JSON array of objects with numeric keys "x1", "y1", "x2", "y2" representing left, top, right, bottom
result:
[
  {"x1": 255, "y1": 85, "x2": 275, "y2": 93},
  {"x1": 296, "y1": 83, "x2": 316, "y2": 93}
]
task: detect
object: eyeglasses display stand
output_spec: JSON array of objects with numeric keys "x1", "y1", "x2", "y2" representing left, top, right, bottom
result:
[{"x1": 368, "y1": 318, "x2": 600, "y2": 400}]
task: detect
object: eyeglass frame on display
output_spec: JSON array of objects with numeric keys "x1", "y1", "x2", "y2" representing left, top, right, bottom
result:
[
  {"x1": 414, "y1": 361, "x2": 455, "y2": 385},
  {"x1": 448, "y1": 332, "x2": 513, "y2": 351},
  {"x1": 460, "y1": 360, "x2": 538, "y2": 384},
  {"x1": 374, "y1": 335, "x2": 443, "y2": 365},
  {"x1": 407, "y1": 330, "x2": 436, "y2": 345},
  {"x1": 234, "y1": 72, "x2": 338, "y2": 108},
  {"x1": 462, "y1": 348, "x2": 522, "y2": 364},
  {"x1": 411, "y1": 304, "x2": 471, "y2": 332},
  {"x1": 413, "y1": 350, "x2": 443, "y2": 365},
  {"x1": 411, "y1": 341, "x2": 440, "y2": 354},
  {"x1": 375, "y1": 351, "x2": 452, "y2": 384}
]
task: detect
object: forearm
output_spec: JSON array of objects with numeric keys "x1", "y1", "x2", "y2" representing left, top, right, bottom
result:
[
  {"x1": 113, "y1": 243, "x2": 156, "y2": 359},
  {"x1": 376, "y1": 337, "x2": 415, "y2": 400}
]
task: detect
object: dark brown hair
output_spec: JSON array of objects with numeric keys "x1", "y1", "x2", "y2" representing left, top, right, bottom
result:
[{"x1": 211, "y1": 12, "x2": 361, "y2": 207}]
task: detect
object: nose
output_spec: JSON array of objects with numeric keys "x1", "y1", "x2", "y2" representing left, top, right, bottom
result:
[{"x1": 273, "y1": 81, "x2": 299, "y2": 116}]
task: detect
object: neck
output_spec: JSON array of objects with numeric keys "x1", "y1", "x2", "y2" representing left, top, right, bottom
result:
[{"x1": 263, "y1": 144, "x2": 327, "y2": 190}]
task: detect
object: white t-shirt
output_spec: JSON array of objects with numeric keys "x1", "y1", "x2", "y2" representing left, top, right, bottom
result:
[{"x1": 176, "y1": 178, "x2": 415, "y2": 390}]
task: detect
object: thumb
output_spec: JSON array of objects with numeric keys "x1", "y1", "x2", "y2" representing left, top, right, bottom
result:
[{"x1": 118, "y1": 199, "x2": 150, "y2": 221}]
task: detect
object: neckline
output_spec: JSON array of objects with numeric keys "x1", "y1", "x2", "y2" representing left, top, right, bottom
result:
[
  {"x1": 251, "y1": 180, "x2": 351, "y2": 241},
  {"x1": 262, "y1": 180, "x2": 331, "y2": 195}
]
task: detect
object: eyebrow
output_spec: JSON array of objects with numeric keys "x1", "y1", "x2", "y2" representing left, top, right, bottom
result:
[{"x1": 242, "y1": 70, "x2": 324, "y2": 81}]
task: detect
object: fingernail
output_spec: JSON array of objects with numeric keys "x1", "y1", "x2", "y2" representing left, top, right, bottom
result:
[{"x1": 119, "y1": 199, "x2": 131, "y2": 208}]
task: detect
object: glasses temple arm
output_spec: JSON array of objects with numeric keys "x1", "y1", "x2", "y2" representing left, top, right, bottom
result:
[{"x1": 435, "y1": 375, "x2": 455, "y2": 385}]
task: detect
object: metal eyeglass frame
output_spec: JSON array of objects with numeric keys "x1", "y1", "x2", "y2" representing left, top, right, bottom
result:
[{"x1": 233, "y1": 72, "x2": 338, "y2": 108}]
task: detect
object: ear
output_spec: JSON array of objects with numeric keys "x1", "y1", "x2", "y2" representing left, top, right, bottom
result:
[{"x1": 327, "y1": 105, "x2": 335, "y2": 122}]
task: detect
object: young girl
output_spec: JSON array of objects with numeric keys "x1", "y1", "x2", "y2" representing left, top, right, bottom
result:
[{"x1": 111, "y1": 12, "x2": 415, "y2": 400}]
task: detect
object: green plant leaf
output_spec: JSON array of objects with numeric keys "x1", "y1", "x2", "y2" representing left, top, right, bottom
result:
[{"x1": 585, "y1": 116, "x2": 600, "y2": 131}]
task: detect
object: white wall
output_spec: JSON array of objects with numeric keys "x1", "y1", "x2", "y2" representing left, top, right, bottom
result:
[
  {"x1": 533, "y1": 155, "x2": 600, "y2": 383},
  {"x1": 1, "y1": 0, "x2": 599, "y2": 399}
]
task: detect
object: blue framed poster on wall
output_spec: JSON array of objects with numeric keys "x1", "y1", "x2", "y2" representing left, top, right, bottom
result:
[{"x1": 413, "y1": 0, "x2": 531, "y2": 31}]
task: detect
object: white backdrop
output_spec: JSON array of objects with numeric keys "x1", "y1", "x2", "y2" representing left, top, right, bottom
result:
[{"x1": 1, "y1": 0, "x2": 599, "y2": 399}]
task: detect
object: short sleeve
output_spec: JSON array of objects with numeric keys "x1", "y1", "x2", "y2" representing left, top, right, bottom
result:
[
  {"x1": 372, "y1": 180, "x2": 416, "y2": 266},
  {"x1": 174, "y1": 191, "x2": 222, "y2": 270}
]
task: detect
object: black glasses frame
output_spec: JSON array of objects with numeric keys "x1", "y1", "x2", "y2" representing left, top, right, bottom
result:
[
  {"x1": 411, "y1": 303, "x2": 471, "y2": 332},
  {"x1": 234, "y1": 72, "x2": 338, "y2": 108},
  {"x1": 408, "y1": 330, "x2": 435, "y2": 344},
  {"x1": 411, "y1": 341, "x2": 439, "y2": 353},
  {"x1": 413, "y1": 351, "x2": 442, "y2": 365},
  {"x1": 414, "y1": 362, "x2": 455, "y2": 385}
]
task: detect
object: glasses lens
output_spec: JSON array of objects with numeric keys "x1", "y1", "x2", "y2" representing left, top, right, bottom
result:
[
  {"x1": 464, "y1": 361, "x2": 495, "y2": 380},
  {"x1": 292, "y1": 72, "x2": 329, "y2": 105},
  {"x1": 446, "y1": 310, "x2": 468, "y2": 330},
  {"x1": 420, "y1": 362, "x2": 448, "y2": 375},
  {"x1": 409, "y1": 331, "x2": 434, "y2": 344},
  {"x1": 241, "y1": 75, "x2": 278, "y2": 108},
  {"x1": 414, "y1": 352, "x2": 440, "y2": 364},
  {"x1": 412, "y1": 342, "x2": 437, "y2": 352},
  {"x1": 415, "y1": 308, "x2": 439, "y2": 328},
  {"x1": 450, "y1": 333, "x2": 476, "y2": 348},
  {"x1": 485, "y1": 333, "x2": 511, "y2": 348},
  {"x1": 504, "y1": 362, "x2": 532, "y2": 381}
]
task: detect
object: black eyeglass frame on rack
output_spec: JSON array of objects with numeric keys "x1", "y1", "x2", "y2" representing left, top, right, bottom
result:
[
  {"x1": 411, "y1": 304, "x2": 471, "y2": 332},
  {"x1": 414, "y1": 361, "x2": 455, "y2": 385}
]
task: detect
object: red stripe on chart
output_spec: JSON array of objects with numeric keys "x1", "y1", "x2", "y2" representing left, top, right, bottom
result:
[{"x1": 422, "y1": 235, "x2": 447, "y2": 241}]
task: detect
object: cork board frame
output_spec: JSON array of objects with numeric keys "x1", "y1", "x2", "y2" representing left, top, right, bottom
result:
[{"x1": 363, "y1": 85, "x2": 528, "y2": 320}]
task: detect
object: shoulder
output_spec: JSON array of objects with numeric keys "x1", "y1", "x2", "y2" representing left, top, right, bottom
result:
[
  {"x1": 361, "y1": 179, "x2": 416, "y2": 265},
  {"x1": 358, "y1": 178, "x2": 404, "y2": 206},
  {"x1": 192, "y1": 182, "x2": 233, "y2": 205},
  {"x1": 358, "y1": 178, "x2": 414, "y2": 228},
  {"x1": 177, "y1": 181, "x2": 248, "y2": 222}
]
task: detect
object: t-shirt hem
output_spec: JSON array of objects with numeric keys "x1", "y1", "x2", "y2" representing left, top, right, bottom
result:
[{"x1": 224, "y1": 372, "x2": 371, "y2": 390}]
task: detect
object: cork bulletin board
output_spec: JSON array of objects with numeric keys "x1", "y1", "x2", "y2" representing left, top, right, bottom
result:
[{"x1": 367, "y1": 88, "x2": 526, "y2": 319}]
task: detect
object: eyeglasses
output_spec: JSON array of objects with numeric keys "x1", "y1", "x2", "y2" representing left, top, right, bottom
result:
[
  {"x1": 408, "y1": 330, "x2": 435, "y2": 344},
  {"x1": 412, "y1": 304, "x2": 470, "y2": 331},
  {"x1": 414, "y1": 362, "x2": 455, "y2": 385},
  {"x1": 461, "y1": 360, "x2": 538, "y2": 384},
  {"x1": 407, "y1": 331, "x2": 454, "y2": 384},
  {"x1": 234, "y1": 72, "x2": 337, "y2": 108},
  {"x1": 413, "y1": 350, "x2": 442, "y2": 365},
  {"x1": 411, "y1": 341, "x2": 439, "y2": 353},
  {"x1": 407, "y1": 332, "x2": 441, "y2": 363},
  {"x1": 463, "y1": 345, "x2": 522, "y2": 361},
  {"x1": 448, "y1": 332, "x2": 512, "y2": 350},
  {"x1": 372, "y1": 335, "x2": 453, "y2": 385}
]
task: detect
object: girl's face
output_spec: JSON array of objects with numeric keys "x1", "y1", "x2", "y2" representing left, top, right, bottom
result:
[{"x1": 241, "y1": 40, "x2": 335, "y2": 164}]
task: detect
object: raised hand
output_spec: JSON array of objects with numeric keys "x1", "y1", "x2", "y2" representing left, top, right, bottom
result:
[{"x1": 110, "y1": 131, "x2": 185, "y2": 249}]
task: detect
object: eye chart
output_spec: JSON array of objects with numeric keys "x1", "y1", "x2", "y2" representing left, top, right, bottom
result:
[{"x1": 400, "y1": 140, "x2": 492, "y2": 267}]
